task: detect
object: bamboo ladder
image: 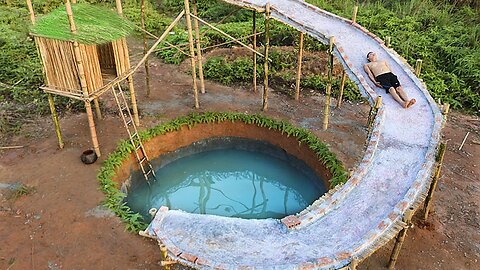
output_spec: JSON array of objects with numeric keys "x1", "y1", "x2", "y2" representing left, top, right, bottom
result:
[{"x1": 111, "y1": 83, "x2": 156, "y2": 184}]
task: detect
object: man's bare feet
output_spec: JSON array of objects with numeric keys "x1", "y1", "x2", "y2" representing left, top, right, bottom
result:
[{"x1": 406, "y1": 99, "x2": 416, "y2": 108}]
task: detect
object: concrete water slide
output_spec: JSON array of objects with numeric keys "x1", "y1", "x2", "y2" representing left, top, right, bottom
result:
[{"x1": 143, "y1": 0, "x2": 444, "y2": 268}]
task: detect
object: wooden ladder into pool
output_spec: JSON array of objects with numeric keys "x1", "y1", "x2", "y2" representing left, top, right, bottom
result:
[{"x1": 111, "y1": 83, "x2": 156, "y2": 185}]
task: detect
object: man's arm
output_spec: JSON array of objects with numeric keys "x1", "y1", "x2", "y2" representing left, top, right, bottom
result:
[{"x1": 364, "y1": 64, "x2": 381, "y2": 87}]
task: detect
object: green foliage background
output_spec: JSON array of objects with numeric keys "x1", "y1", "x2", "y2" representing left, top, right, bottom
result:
[{"x1": 0, "y1": 0, "x2": 478, "y2": 134}]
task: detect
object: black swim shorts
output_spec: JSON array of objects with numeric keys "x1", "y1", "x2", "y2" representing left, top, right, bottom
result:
[{"x1": 375, "y1": 72, "x2": 400, "y2": 92}]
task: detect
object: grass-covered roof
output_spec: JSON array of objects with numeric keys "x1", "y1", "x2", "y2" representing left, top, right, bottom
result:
[{"x1": 30, "y1": 3, "x2": 134, "y2": 45}]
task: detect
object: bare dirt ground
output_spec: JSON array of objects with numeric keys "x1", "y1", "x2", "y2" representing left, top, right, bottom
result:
[{"x1": 0, "y1": 48, "x2": 479, "y2": 269}]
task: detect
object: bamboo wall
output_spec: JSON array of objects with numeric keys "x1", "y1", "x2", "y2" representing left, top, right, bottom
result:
[
  {"x1": 35, "y1": 36, "x2": 131, "y2": 97},
  {"x1": 112, "y1": 37, "x2": 131, "y2": 76}
]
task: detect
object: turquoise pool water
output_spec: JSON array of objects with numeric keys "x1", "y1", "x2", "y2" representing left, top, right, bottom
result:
[{"x1": 126, "y1": 138, "x2": 326, "y2": 220}]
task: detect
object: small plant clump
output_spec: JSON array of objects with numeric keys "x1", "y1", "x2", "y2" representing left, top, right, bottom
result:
[
  {"x1": 6, "y1": 183, "x2": 36, "y2": 201},
  {"x1": 98, "y1": 112, "x2": 348, "y2": 232}
]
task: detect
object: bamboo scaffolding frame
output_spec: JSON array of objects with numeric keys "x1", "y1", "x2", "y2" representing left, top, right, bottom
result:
[
  {"x1": 385, "y1": 36, "x2": 391, "y2": 47},
  {"x1": 252, "y1": 10, "x2": 257, "y2": 93},
  {"x1": 262, "y1": 4, "x2": 271, "y2": 111},
  {"x1": 192, "y1": 0, "x2": 205, "y2": 94},
  {"x1": 48, "y1": 94, "x2": 64, "y2": 149},
  {"x1": 423, "y1": 142, "x2": 446, "y2": 220},
  {"x1": 190, "y1": 14, "x2": 265, "y2": 58},
  {"x1": 201, "y1": 32, "x2": 263, "y2": 51},
  {"x1": 337, "y1": 70, "x2": 346, "y2": 108},
  {"x1": 26, "y1": 0, "x2": 35, "y2": 24},
  {"x1": 323, "y1": 36, "x2": 335, "y2": 130},
  {"x1": 183, "y1": 0, "x2": 200, "y2": 108},
  {"x1": 140, "y1": 0, "x2": 151, "y2": 97},
  {"x1": 295, "y1": 32, "x2": 304, "y2": 101}
]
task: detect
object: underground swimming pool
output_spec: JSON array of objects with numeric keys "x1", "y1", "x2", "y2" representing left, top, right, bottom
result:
[{"x1": 126, "y1": 137, "x2": 327, "y2": 220}]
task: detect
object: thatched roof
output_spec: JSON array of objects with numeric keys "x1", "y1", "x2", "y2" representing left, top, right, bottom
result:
[{"x1": 30, "y1": 3, "x2": 134, "y2": 45}]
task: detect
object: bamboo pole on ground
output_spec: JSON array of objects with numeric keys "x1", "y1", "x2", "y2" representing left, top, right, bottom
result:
[
  {"x1": 323, "y1": 36, "x2": 335, "y2": 130},
  {"x1": 184, "y1": 0, "x2": 199, "y2": 108},
  {"x1": 295, "y1": 32, "x2": 304, "y2": 101},
  {"x1": 262, "y1": 4, "x2": 271, "y2": 111},
  {"x1": 385, "y1": 36, "x2": 391, "y2": 48},
  {"x1": 352, "y1": 6, "x2": 358, "y2": 23},
  {"x1": 423, "y1": 142, "x2": 446, "y2": 220},
  {"x1": 65, "y1": 0, "x2": 101, "y2": 157},
  {"x1": 337, "y1": 70, "x2": 346, "y2": 108},
  {"x1": 252, "y1": 10, "x2": 257, "y2": 93},
  {"x1": 388, "y1": 207, "x2": 415, "y2": 270},
  {"x1": 415, "y1": 59, "x2": 423, "y2": 76},
  {"x1": 192, "y1": 0, "x2": 205, "y2": 94},
  {"x1": 140, "y1": 0, "x2": 151, "y2": 97}
]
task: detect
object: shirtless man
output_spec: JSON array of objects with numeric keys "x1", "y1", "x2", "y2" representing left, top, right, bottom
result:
[{"x1": 364, "y1": 52, "x2": 416, "y2": 108}]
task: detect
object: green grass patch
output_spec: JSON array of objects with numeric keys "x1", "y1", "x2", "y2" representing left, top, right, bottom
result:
[{"x1": 98, "y1": 112, "x2": 348, "y2": 232}]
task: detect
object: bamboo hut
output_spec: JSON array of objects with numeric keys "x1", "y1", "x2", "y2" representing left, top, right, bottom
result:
[{"x1": 29, "y1": 2, "x2": 137, "y2": 157}]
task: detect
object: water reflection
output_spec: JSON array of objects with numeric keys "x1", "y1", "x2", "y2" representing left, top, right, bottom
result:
[{"x1": 127, "y1": 148, "x2": 325, "y2": 220}]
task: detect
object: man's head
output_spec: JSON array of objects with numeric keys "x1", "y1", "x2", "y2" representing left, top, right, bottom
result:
[{"x1": 367, "y1": 51, "x2": 377, "y2": 62}]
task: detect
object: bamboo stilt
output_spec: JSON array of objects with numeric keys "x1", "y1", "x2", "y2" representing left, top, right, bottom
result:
[
  {"x1": 367, "y1": 96, "x2": 382, "y2": 134},
  {"x1": 184, "y1": 0, "x2": 200, "y2": 109},
  {"x1": 385, "y1": 36, "x2": 391, "y2": 48},
  {"x1": 337, "y1": 70, "x2": 346, "y2": 108},
  {"x1": 115, "y1": 0, "x2": 123, "y2": 16},
  {"x1": 160, "y1": 244, "x2": 171, "y2": 270},
  {"x1": 192, "y1": 0, "x2": 205, "y2": 94},
  {"x1": 65, "y1": 0, "x2": 101, "y2": 157},
  {"x1": 388, "y1": 208, "x2": 415, "y2": 270},
  {"x1": 323, "y1": 36, "x2": 335, "y2": 130},
  {"x1": 140, "y1": 0, "x2": 151, "y2": 97},
  {"x1": 415, "y1": 59, "x2": 423, "y2": 76},
  {"x1": 295, "y1": 32, "x2": 304, "y2": 101},
  {"x1": 252, "y1": 10, "x2": 257, "y2": 93},
  {"x1": 26, "y1": 0, "x2": 35, "y2": 24},
  {"x1": 352, "y1": 6, "x2": 358, "y2": 23},
  {"x1": 262, "y1": 4, "x2": 271, "y2": 111},
  {"x1": 127, "y1": 75, "x2": 140, "y2": 126},
  {"x1": 47, "y1": 94, "x2": 64, "y2": 149},
  {"x1": 93, "y1": 98, "x2": 102, "y2": 119},
  {"x1": 423, "y1": 142, "x2": 446, "y2": 220}
]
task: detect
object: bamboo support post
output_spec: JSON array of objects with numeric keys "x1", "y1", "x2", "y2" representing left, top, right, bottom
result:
[
  {"x1": 127, "y1": 76, "x2": 140, "y2": 126},
  {"x1": 337, "y1": 70, "x2": 346, "y2": 108},
  {"x1": 295, "y1": 32, "x2": 304, "y2": 101},
  {"x1": 423, "y1": 142, "x2": 446, "y2": 220},
  {"x1": 140, "y1": 0, "x2": 151, "y2": 97},
  {"x1": 367, "y1": 96, "x2": 382, "y2": 134},
  {"x1": 190, "y1": 14, "x2": 264, "y2": 58},
  {"x1": 93, "y1": 98, "x2": 102, "y2": 119},
  {"x1": 65, "y1": 0, "x2": 101, "y2": 156},
  {"x1": 323, "y1": 36, "x2": 335, "y2": 130},
  {"x1": 352, "y1": 6, "x2": 358, "y2": 23},
  {"x1": 262, "y1": 3, "x2": 271, "y2": 111},
  {"x1": 115, "y1": 0, "x2": 123, "y2": 16},
  {"x1": 184, "y1": 0, "x2": 199, "y2": 108},
  {"x1": 252, "y1": 10, "x2": 257, "y2": 93},
  {"x1": 385, "y1": 36, "x2": 391, "y2": 47},
  {"x1": 26, "y1": 0, "x2": 35, "y2": 24},
  {"x1": 160, "y1": 244, "x2": 171, "y2": 270},
  {"x1": 388, "y1": 207, "x2": 415, "y2": 270},
  {"x1": 415, "y1": 59, "x2": 423, "y2": 76},
  {"x1": 350, "y1": 257, "x2": 359, "y2": 270},
  {"x1": 192, "y1": 0, "x2": 205, "y2": 94},
  {"x1": 48, "y1": 94, "x2": 64, "y2": 149}
]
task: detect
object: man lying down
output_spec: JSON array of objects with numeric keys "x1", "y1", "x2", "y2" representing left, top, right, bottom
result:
[{"x1": 364, "y1": 51, "x2": 416, "y2": 109}]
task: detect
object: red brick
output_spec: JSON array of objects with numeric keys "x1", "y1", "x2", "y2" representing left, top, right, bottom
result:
[
  {"x1": 316, "y1": 257, "x2": 334, "y2": 266},
  {"x1": 179, "y1": 253, "x2": 198, "y2": 263},
  {"x1": 336, "y1": 252, "x2": 351, "y2": 260}
]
